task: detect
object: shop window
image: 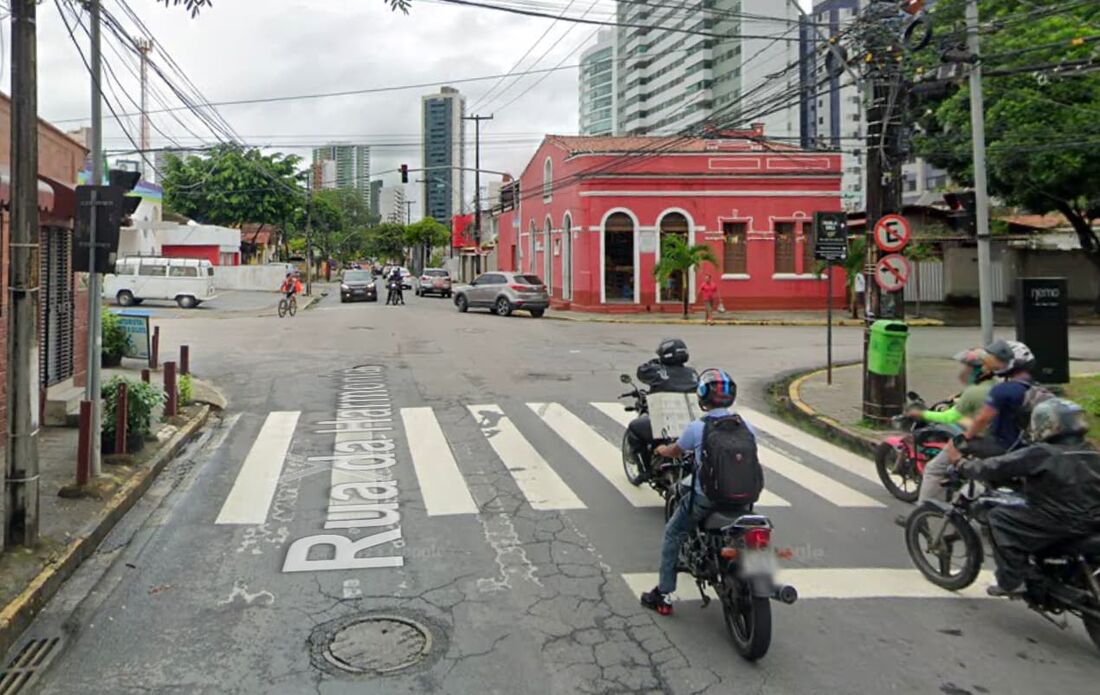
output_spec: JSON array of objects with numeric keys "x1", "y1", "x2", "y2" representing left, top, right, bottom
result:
[
  {"x1": 722, "y1": 221, "x2": 747, "y2": 274},
  {"x1": 774, "y1": 222, "x2": 796, "y2": 274}
]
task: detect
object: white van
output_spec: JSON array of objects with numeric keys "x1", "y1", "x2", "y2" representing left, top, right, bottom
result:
[{"x1": 104, "y1": 256, "x2": 218, "y2": 309}]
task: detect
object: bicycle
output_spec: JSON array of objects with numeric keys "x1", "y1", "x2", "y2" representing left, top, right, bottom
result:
[{"x1": 278, "y1": 293, "x2": 298, "y2": 318}]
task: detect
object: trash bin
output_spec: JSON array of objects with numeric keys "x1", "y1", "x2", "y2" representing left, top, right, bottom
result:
[{"x1": 868, "y1": 320, "x2": 909, "y2": 376}]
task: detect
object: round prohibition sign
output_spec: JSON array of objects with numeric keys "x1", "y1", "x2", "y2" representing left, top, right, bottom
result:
[
  {"x1": 874, "y1": 253, "x2": 911, "y2": 292},
  {"x1": 873, "y1": 215, "x2": 911, "y2": 253}
]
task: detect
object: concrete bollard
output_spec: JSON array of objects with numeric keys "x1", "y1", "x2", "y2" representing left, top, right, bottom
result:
[
  {"x1": 115, "y1": 381, "x2": 129, "y2": 455},
  {"x1": 180, "y1": 345, "x2": 190, "y2": 376},
  {"x1": 164, "y1": 361, "x2": 178, "y2": 417},
  {"x1": 150, "y1": 326, "x2": 160, "y2": 369},
  {"x1": 141, "y1": 369, "x2": 150, "y2": 384},
  {"x1": 77, "y1": 401, "x2": 92, "y2": 485}
]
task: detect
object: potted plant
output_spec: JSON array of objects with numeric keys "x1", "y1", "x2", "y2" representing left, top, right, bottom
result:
[
  {"x1": 101, "y1": 310, "x2": 128, "y2": 367},
  {"x1": 102, "y1": 376, "x2": 165, "y2": 455}
]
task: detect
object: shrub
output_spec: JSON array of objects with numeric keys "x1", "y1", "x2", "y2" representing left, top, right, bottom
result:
[
  {"x1": 179, "y1": 373, "x2": 194, "y2": 406},
  {"x1": 102, "y1": 377, "x2": 165, "y2": 439},
  {"x1": 101, "y1": 310, "x2": 129, "y2": 361}
]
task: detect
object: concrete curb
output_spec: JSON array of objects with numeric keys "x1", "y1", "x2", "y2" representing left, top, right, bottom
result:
[
  {"x1": 0, "y1": 404, "x2": 212, "y2": 659},
  {"x1": 771, "y1": 364, "x2": 880, "y2": 457},
  {"x1": 545, "y1": 313, "x2": 945, "y2": 328}
]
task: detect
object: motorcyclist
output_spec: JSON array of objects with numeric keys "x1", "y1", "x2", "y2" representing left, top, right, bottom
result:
[
  {"x1": 640, "y1": 368, "x2": 758, "y2": 615},
  {"x1": 625, "y1": 339, "x2": 698, "y2": 478},
  {"x1": 386, "y1": 266, "x2": 404, "y2": 305},
  {"x1": 954, "y1": 398, "x2": 1100, "y2": 596},
  {"x1": 894, "y1": 349, "x2": 995, "y2": 525}
]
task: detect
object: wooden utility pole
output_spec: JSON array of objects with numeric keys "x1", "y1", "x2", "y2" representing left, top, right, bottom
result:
[
  {"x1": 463, "y1": 114, "x2": 493, "y2": 275},
  {"x1": 6, "y1": 0, "x2": 42, "y2": 547}
]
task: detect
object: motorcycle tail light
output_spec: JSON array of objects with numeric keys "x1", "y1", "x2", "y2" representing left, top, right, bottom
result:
[
  {"x1": 744, "y1": 528, "x2": 771, "y2": 550},
  {"x1": 720, "y1": 547, "x2": 738, "y2": 560}
]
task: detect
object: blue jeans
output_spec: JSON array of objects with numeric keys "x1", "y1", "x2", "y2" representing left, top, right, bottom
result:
[{"x1": 658, "y1": 489, "x2": 714, "y2": 594}]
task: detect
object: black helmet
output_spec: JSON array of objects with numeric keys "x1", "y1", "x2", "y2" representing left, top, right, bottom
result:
[
  {"x1": 1029, "y1": 398, "x2": 1089, "y2": 443},
  {"x1": 656, "y1": 338, "x2": 689, "y2": 366},
  {"x1": 696, "y1": 368, "x2": 737, "y2": 409}
]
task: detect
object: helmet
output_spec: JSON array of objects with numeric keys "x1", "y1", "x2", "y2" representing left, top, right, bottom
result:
[
  {"x1": 984, "y1": 339, "x2": 1035, "y2": 376},
  {"x1": 1029, "y1": 398, "x2": 1089, "y2": 443},
  {"x1": 954, "y1": 348, "x2": 990, "y2": 384},
  {"x1": 696, "y1": 368, "x2": 737, "y2": 409},
  {"x1": 656, "y1": 338, "x2": 689, "y2": 366}
]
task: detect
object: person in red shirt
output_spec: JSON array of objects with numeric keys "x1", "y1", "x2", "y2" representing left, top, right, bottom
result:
[
  {"x1": 698, "y1": 273, "x2": 720, "y2": 325},
  {"x1": 280, "y1": 272, "x2": 303, "y2": 299}
]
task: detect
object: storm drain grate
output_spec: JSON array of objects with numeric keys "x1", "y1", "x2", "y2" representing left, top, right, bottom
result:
[
  {"x1": 323, "y1": 616, "x2": 431, "y2": 675},
  {"x1": 0, "y1": 637, "x2": 62, "y2": 695}
]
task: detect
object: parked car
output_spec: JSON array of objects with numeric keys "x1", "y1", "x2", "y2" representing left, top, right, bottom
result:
[
  {"x1": 453, "y1": 272, "x2": 548, "y2": 318},
  {"x1": 340, "y1": 269, "x2": 378, "y2": 303},
  {"x1": 416, "y1": 268, "x2": 452, "y2": 298},
  {"x1": 104, "y1": 256, "x2": 218, "y2": 309}
]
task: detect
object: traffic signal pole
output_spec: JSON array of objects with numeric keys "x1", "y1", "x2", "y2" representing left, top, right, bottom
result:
[
  {"x1": 86, "y1": 0, "x2": 105, "y2": 477},
  {"x1": 967, "y1": 0, "x2": 995, "y2": 346}
]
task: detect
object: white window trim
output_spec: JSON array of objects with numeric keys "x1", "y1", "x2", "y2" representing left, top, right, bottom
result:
[
  {"x1": 721, "y1": 273, "x2": 751, "y2": 281},
  {"x1": 772, "y1": 273, "x2": 824, "y2": 281},
  {"x1": 542, "y1": 157, "x2": 553, "y2": 202}
]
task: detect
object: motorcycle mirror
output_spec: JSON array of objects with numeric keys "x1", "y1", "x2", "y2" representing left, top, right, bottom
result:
[
  {"x1": 620, "y1": 374, "x2": 632, "y2": 384},
  {"x1": 906, "y1": 391, "x2": 920, "y2": 400}
]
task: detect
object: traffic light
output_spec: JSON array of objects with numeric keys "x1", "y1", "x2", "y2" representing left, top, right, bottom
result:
[
  {"x1": 74, "y1": 169, "x2": 143, "y2": 273},
  {"x1": 110, "y1": 169, "x2": 142, "y2": 225},
  {"x1": 399, "y1": 164, "x2": 408, "y2": 184},
  {"x1": 943, "y1": 191, "x2": 977, "y2": 236}
]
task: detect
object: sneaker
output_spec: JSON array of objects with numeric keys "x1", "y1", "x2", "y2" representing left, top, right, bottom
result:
[
  {"x1": 986, "y1": 583, "x2": 1026, "y2": 598},
  {"x1": 640, "y1": 587, "x2": 673, "y2": 616}
]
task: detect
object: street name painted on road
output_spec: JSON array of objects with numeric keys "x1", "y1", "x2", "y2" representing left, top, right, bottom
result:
[{"x1": 283, "y1": 365, "x2": 405, "y2": 572}]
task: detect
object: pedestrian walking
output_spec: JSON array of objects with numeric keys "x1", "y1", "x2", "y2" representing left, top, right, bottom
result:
[
  {"x1": 699, "y1": 273, "x2": 720, "y2": 325},
  {"x1": 851, "y1": 272, "x2": 866, "y2": 318}
]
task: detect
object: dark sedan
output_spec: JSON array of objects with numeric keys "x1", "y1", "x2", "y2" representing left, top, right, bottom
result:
[{"x1": 340, "y1": 270, "x2": 378, "y2": 303}]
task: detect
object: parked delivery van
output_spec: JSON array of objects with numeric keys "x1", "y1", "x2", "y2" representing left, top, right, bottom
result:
[{"x1": 104, "y1": 256, "x2": 218, "y2": 309}]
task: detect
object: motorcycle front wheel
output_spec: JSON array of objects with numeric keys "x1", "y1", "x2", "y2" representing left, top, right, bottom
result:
[
  {"x1": 719, "y1": 575, "x2": 772, "y2": 661},
  {"x1": 905, "y1": 507, "x2": 983, "y2": 591},
  {"x1": 621, "y1": 431, "x2": 645, "y2": 486},
  {"x1": 1084, "y1": 616, "x2": 1100, "y2": 654},
  {"x1": 874, "y1": 442, "x2": 921, "y2": 503}
]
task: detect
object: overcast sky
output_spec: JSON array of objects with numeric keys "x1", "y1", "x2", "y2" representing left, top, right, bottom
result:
[{"x1": 8, "y1": 0, "x2": 813, "y2": 215}]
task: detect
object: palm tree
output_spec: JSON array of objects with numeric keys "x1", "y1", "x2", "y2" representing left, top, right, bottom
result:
[
  {"x1": 653, "y1": 235, "x2": 718, "y2": 319},
  {"x1": 841, "y1": 237, "x2": 867, "y2": 318}
]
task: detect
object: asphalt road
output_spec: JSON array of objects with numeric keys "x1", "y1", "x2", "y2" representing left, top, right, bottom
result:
[{"x1": 19, "y1": 288, "x2": 1100, "y2": 694}]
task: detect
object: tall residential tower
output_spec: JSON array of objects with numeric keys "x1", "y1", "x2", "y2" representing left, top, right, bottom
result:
[
  {"x1": 579, "y1": 29, "x2": 617, "y2": 135},
  {"x1": 421, "y1": 86, "x2": 466, "y2": 223},
  {"x1": 311, "y1": 144, "x2": 371, "y2": 201}
]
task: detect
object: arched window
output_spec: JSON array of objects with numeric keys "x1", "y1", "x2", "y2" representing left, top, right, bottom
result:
[
  {"x1": 544, "y1": 217, "x2": 553, "y2": 293},
  {"x1": 562, "y1": 213, "x2": 573, "y2": 301},
  {"x1": 603, "y1": 212, "x2": 635, "y2": 303},
  {"x1": 542, "y1": 157, "x2": 553, "y2": 201},
  {"x1": 528, "y1": 220, "x2": 536, "y2": 273}
]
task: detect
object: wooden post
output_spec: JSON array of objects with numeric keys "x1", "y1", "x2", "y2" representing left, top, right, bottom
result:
[
  {"x1": 150, "y1": 326, "x2": 160, "y2": 369},
  {"x1": 115, "y1": 381, "x2": 129, "y2": 455},
  {"x1": 141, "y1": 368, "x2": 150, "y2": 383},
  {"x1": 77, "y1": 401, "x2": 92, "y2": 485},
  {"x1": 164, "y1": 361, "x2": 178, "y2": 417},
  {"x1": 180, "y1": 345, "x2": 190, "y2": 376}
]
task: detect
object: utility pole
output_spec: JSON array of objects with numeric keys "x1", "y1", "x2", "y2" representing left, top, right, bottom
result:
[
  {"x1": 136, "y1": 38, "x2": 153, "y2": 183},
  {"x1": 6, "y1": 0, "x2": 42, "y2": 547},
  {"x1": 85, "y1": 0, "x2": 106, "y2": 478},
  {"x1": 305, "y1": 176, "x2": 313, "y2": 296},
  {"x1": 463, "y1": 114, "x2": 493, "y2": 275},
  {"x1": 966, "y1": 0, "x2": 994, "y2": 346}
]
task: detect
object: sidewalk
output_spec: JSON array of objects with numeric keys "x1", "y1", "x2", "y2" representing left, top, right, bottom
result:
[
  {"x1": 782, "y1": 358, "x2": 1100, "y2": 454},
  {"x1": 548, "y1": 309, "x2": 945, "y2": 328},
  {"x1": 0, "y1": 369, "x2": 222, "y2": 659}
]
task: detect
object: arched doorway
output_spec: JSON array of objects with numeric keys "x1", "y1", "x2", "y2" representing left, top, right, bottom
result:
[
  {"x1": 658, "y1": 212, "x2": 690, "y2": 303},
  {"x1": 603, "y1": 212, "x2": 635, "y2": 303},
  {"x1": 562, "y1": 213, "x2": 573, "y2": 300},
  {"x1": 544, "y1": 217, "x2": 553, "y2": 294}
]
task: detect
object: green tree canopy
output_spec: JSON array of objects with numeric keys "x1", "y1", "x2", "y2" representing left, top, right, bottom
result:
[
  {"x1": 365, "y1": 223, "x2": 408, "y2": 263},
  {"x1": 161, "y1": 144, "x2": 302, "y2": 229},
  {"x1": 404, "y1": 217, "x2": 451, "y2": 249}
]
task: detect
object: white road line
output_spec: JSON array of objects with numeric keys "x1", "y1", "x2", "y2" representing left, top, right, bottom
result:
[
  {"x1": 400, "y1": 408, "x2": 478, "y2": 516},
  {"x1": 216, "y1": 411, "x2": 301, "y2": 525},
  {"x1": 529, "y1": 402, "x2": 661, "y2": 508},
  {"x1": 591, "y1": 401, "x2": 634, "y2": 428},
  {"x1": 467, "y1": 404, "x2": 586, "y2": 511},
  {"x1": 590, "y1": 402, "x2": 791, "y2": 508},
  {"x1": 738, "y1": 406, "x2": 881, "y2": 485},
  {"x1": 759, "y1": 445, "x2": 885, "y2": 508},
  {"x1": 621, "y1": 568, "x2": 997, "y2": 601}
]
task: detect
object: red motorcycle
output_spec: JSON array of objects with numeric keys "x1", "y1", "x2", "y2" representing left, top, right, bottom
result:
[{"x1": 874, "y1": 392, "x2": 959, "y2": 502}]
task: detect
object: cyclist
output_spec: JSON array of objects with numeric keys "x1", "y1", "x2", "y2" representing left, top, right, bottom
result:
[{"x1": 280, "y1": 271, "x2": 303, "y2": 300}]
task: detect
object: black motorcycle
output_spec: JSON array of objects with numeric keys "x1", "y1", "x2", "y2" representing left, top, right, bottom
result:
[
  {"x1": 664, "y1": 480, "x2": 798, "y2": 661},
  {"x1": 618, "y1": 375, "x2": 688, "y2": 511},
  {"x1": 385, "y1": 280, "x2": 405, "y2": 306},
  {"x1": 905, "y1": 472, "x2": 1100, "y2": 653}
]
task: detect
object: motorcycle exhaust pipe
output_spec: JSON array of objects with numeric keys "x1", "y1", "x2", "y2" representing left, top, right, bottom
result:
[{"x1": 772, "y1": 584, "x2": 798, "y2": 605}]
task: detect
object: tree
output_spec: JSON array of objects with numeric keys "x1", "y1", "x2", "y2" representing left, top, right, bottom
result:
[
  {"x1": 161, "y1": 144, "x2": 302, "y2": 231},
  {"x1": 914, "y1": 0, "x2": 1100, "y2": 310},
  {"x1": 365, "y1": 223, "x2": 408, "y2": 263},
  {"x1": 405, "y1": 217, "x2": 451, "y2": 271},
  {"x1": 653, "y1": 235, "x2": 718, "y2": 319}
]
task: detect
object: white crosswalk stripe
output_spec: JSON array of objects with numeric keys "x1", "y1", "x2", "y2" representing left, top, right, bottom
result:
[
  {"x1": 216, "y1": 411, "x2": 301, "y2": 525},
  {"x1": 400, "y1": 407, "x2": 478, "y2": 516},
  {"x1": 591, "y1": 401, "x2": 634, "y2": 428},
  {"x1": 467, "y1": 404, "x2": 586, "y2": 511}
]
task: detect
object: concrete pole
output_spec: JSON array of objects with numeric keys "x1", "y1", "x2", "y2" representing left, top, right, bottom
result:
[
  {"x1": 5, "y1": 0, "x2": 42, "y2": 547},
  {"x1": 464, "y1": 114, "x2": 493, "y2": 275},
  {"x1": 967, "y1": 0, "x2": 995, "y2": 346},
  {"x1": 137, "y1": 39, "x2": 153, "y2": 182},
  {"x1": 86, "y1": 0, "x2": 106, "y2": 477},
  {"x1": 305, "y1": 176, "x2": 313, "y2": 296}
]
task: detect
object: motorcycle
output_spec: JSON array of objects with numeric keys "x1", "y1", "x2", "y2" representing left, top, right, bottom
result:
[
  {"x1": 905, "y1": 472, "x2": 1100, "y2": 653},
  {"x1": 385, "y1": 280, "x2": 405, "y2": 306},
  {"x1": 664, "y1": 479, "x2": 798, "y2": 661},
  {"x1": 618, "y1": 375, "x2": 688, "y2": 513},
  {"x1": 874, "y1": 391, "x2": 958, "y2": 502}
]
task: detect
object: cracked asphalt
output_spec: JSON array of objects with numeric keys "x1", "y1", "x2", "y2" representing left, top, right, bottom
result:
[{"x1": 22, "y1": 287, "x2": 1100, "y2": 694}]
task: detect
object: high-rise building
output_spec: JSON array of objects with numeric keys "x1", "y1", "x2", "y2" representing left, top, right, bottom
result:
[
  {"x1": 421, "y1": 86, "x2": 466, "y2": 223},
  {"x1": 311, "y1": 144, "x2": 371, "y2": 201},
  {"x1": 379, "y1": 185, "x2": 408, "y2": 224},
  {"x1": 614, "y1": 1, "x2": 800, "y2": 139},
  {"x1": 579, "y1": 29, "x2": 617, "y2": 135},
  {"x1": 370, "y1": 180, "x2": 383, "y2": 217}
]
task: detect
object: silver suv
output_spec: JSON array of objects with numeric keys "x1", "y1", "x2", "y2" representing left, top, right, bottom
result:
[{"x1": 453, "y1": 271, "x2": 549, "y2": 318}]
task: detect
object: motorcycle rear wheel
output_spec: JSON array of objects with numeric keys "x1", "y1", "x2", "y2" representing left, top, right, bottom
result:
[
  {"x1": 874, "y1": 442, "x2": 921, "y2": 503},
  {"x1": 720, "y1": 575, "x2": 772, "y2": 661},
  {"x1": 621, "y1": 431, "x2": 645, "y2": 486},
  {"x1": 905, "y1": 507, "x2": 983, "y2": 591}
]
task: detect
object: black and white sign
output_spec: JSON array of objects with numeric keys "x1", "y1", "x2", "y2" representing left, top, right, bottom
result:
[{"x1": 813, "y1": 211, "x2": 848, "y2": 262}]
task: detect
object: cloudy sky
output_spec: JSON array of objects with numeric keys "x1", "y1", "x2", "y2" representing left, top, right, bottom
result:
[{"x1": 9, "y1": 0, "x2": 813, "y2": 215}]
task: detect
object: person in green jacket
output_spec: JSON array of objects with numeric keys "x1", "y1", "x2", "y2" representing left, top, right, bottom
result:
[{"x1": 896, "y1": 348, "x2": 995, "y2": 525}]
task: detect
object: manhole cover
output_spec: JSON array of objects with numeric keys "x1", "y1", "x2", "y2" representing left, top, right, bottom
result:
[{"x1": 323, "y1": 616, "x2": 431, "y2": 674}]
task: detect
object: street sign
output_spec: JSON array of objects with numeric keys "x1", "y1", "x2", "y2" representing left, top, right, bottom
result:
[
  {"x1": 116, "y1": 313, "x2": 151, "y2": 360},
  {"x1": 74, "y1": 185, "x2": 123, "y2": 273},
  {"x1": 874, "y1": 253, "x2": 911, "y2": 292},
  {"x1": 813, "y1": 211, "x2": 848, "y2": 262},
  {"x1": 873, "y1": 214, "x2": 911, "y2": 253}
]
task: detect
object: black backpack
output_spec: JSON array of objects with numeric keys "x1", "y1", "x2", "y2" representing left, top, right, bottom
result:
[
  {"x1": 698, "y1": 415, "x2": 764, "y2": 509},
  {"x1": 1015, "y1": 380, "x2": 1055, "y2": 432}
]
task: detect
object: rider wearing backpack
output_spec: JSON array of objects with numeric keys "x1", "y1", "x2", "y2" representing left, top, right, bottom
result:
[{"x1": 640, "y1": 369, "x2": 764, "y2": 616}]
